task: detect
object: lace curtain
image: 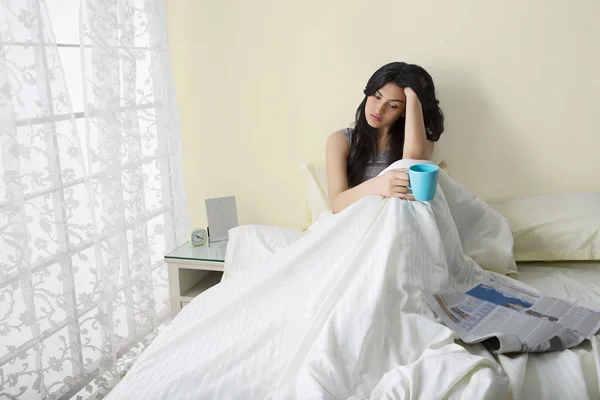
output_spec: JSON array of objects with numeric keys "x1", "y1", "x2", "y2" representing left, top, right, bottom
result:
[{"x1": 0, "y1": 0, "x2": 190, "y2": 398}]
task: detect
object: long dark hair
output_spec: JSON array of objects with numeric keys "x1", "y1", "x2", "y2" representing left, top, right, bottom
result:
[{"x1": 347, "y1": 62, "x2": 444, "y2": 187}]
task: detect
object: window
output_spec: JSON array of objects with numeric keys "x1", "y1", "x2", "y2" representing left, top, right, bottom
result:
[{"x1": 0, "y1": 1, "x2": 186, "y2": 398}]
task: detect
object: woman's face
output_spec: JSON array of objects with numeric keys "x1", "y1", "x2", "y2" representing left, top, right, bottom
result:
[{"x1": 365, "y1": 82, "x2": 406, "y2": 129}]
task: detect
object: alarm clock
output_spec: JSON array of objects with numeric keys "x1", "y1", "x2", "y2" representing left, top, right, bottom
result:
[{"x1": 190, "y1": 228, "x2": 208, "y2": 246}]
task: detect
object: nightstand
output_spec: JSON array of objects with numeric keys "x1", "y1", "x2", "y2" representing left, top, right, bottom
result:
[{"x1": 164, "y1": 240, "x2": 227, "y2": 317}]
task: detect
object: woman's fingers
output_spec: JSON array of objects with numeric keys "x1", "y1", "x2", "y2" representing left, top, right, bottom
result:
[
  {"x1": 386, "y1": 192, "x2": 415, "y2": 200},
  {"x1": 390, "y1": 185, "x2": 412, "y2": 195},
  {"x1": 393, "y1": 177, "x2": 410, "y2": 187},
  {"x1": 391, "y1": 170, "x2": 409, "y2": 179},
  {"x1": 396, "y1": 193, "x2": 415, "y2": 201}
]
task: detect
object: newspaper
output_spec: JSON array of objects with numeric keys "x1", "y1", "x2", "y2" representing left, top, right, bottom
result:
[{"x1": 422, "y1": 275, "x2": 600, "y2": 354}]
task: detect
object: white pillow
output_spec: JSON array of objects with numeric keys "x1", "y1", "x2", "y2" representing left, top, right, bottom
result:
[
  {"x1": 300, "y1": 161, "x2": 448, "y2": 226},
  {"x1": 489, "y1": 192, "x2": 600, "y2": 262},
  {"x1": 299, "y1": 162, "x2": 329, "y2": 225}
]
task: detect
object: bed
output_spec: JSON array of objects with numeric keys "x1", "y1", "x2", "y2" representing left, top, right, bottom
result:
[{"x1": 105, "y1": 160, "x2": 600, "y2": 400}]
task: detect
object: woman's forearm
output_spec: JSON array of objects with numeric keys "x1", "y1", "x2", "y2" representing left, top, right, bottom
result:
[
  {"x1": 330, "y1": 178, "x2": 376, "y2": 214},
  {"x1": 403, "y1": 91, "x2": 430, "y2": 159}
]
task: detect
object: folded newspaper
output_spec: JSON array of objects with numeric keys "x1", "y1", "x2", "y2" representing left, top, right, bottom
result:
[{"x1": 422, "y1": 276, "x2": 600, "y2": 354}]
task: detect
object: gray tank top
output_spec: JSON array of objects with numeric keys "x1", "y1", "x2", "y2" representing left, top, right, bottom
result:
[{"x1": 343, "y1": 127, "x2": 392, "y2": 182}]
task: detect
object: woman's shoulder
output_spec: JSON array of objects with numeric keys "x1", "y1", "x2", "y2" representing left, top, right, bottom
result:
[
  {"x1": 340, "y1": 127, "x2": 353, "y2": 145},
  {"x1": 327, "y1": 128, "x2": 353, "y2": 147},
  {"x1": 328, "y1": 128, "x2": 353, "y2": 139},
  {"x1": 326, "y1": 129, "x2": 352, "y2": 155}
]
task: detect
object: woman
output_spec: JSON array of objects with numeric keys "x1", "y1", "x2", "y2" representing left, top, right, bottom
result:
[{"x1": 326, "y1": 62, "x2": 444, "y2": 213}]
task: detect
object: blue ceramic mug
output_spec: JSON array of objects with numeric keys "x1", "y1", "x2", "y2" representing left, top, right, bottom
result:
[{"x1": 407, "y1": 164, "x2": 439, "y2": 201}]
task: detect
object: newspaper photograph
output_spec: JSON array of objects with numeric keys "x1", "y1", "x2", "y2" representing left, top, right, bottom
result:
[{"x1": 422, "y1": 275, "x2": 600, "y2": 354}]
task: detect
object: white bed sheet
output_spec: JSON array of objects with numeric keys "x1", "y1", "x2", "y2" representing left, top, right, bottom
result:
[
  {"x1": 106, "y1": 161, "x2": 600, "y2": 399},
  {"x1": 107, "y1": 161, "x2": 516, "y2": 399}
]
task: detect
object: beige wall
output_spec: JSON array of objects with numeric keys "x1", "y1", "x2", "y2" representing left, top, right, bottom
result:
[{"x1": 166, "y1": 0, "x2": 600, "y2": 230}]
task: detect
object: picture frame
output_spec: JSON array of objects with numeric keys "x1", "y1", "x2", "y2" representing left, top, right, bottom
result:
[{"x1": 205, "y1": 196, "x2": 239, "y2": 242}]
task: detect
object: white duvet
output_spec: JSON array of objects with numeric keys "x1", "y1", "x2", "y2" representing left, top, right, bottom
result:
[{"x1": 106, "y1": 160, "x2": 598, "y2": 399}]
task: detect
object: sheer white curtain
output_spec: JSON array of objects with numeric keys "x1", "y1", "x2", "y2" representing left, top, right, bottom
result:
[{"x1": 0, "y1": 0, "x2": 190, "y2": 398}]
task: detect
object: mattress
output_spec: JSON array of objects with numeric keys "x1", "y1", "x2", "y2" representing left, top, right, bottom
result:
[
  {"x1": 517, "y1": 261, "x2": 600, "y2": 310},
  {"x1": 497, "y1": 261, "x2": 600, "y2": 400}
]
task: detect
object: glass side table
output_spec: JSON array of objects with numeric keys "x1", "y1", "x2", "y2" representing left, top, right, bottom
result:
[{"x1": 164, "y1": 240, "x2": 227, "y2": 317}]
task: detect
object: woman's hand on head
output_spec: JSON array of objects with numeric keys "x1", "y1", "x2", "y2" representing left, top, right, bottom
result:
[
  {"x1": 403, "y1": 86, "x2": 420, "y2": 102},
  {"x1": 372, "y1": 169, "x2": 414, "y2": 200}
]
